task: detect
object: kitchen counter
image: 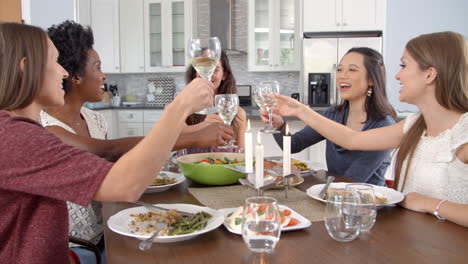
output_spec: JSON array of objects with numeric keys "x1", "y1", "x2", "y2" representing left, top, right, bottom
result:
[
  {"x1": 90, "y1": 104, "x2": 408, "y2": 122},
  {"x1": 88, "y1": 105, "x2": 330, "y2": 121}
]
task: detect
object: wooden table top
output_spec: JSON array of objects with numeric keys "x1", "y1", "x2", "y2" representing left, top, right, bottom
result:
[{"x1": 102, "y1": 171, "x2": 468, "y2": 264}]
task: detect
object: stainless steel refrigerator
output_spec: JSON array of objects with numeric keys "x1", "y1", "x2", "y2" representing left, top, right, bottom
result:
[{"x1": 303, "y1": 32, "x2": 382, "y2": 106}]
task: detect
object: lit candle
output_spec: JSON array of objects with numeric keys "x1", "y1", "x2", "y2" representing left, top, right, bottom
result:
[
  {"x1": 283, "y1": 124, "x2": 291, "y2": 176},
  {"x1": 245, "y1": 119, "x2": 253, "y2": 173},
  {"x1": 255, "y1": 131, "x2": 264, "y2": 189}
]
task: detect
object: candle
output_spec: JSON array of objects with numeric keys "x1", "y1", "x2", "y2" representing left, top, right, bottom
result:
[
  {"x1": 283, "y1": 124, "x2": 291, "y2": 176},
  {"x1": 255, "y1": 131, "x2": 264, "y2": 189},
  {"x1": 245, "y1": 119, "x2": 253, "y2": 173}
]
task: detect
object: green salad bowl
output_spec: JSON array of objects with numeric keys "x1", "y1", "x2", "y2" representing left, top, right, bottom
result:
[{"x1": 176, "y1": 152, "x2": 245, "y2": 185}]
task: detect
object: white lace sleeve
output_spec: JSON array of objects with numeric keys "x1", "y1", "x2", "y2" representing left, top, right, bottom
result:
[
  {"x1": 450, "y1": 113, "x2": 468, "y2": 152},
  {"x1": 39, "y1": 110, "x2": 76, "y2": 133},
  {"x1": 81, "y1": 107, "x2": 108, "y2": 140}
]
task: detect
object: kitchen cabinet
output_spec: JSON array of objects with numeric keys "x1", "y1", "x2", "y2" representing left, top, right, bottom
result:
[
  {"x1": 119, "y1": 0, "x2": 145, "y2": 73},
  {"x1": 90, "y1": 0, "x2": 120, "y2": 73},
  {"x1": 143, "y1": 0, "x2": 192, "y2": 72},
  {"x1": 117, "y1": 110, "x2": 144, "y2": 137},
  {"x1": 114, "y1": 109, "x2": 163, "y2": 138},
  {"x1": 303, "y1": 0, "x2": 385, "y2": 32},
  {"x1": 248, "y1": 0, "x2": 301, "y2": 72}
]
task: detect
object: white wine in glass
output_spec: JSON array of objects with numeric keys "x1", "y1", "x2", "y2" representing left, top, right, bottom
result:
[
  {"x1": 188, "y1": 37, "x2": 221, "y2": 114},
  {"x1": 215, "y1": 94, "x2": 239, "y2": 149},
  {"x1": 254, "y1": 81, "x2": 280, "y2": 134}
]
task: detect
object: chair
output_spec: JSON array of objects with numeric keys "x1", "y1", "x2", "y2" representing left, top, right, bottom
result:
[{"x1": 69, "y1": 236, "x2": 101, "y2": 264}]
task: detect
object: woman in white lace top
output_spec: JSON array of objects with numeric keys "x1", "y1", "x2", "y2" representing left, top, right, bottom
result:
[{"x1": 271, "y1": 31, "x2": 468, "y2": 227}]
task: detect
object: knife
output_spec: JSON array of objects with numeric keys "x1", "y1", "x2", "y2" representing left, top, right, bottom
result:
[
  {"x1": 318, "y1": 176, "x2": 335, "y2": 199},
  {"x1": 132, "y1": 201, "x2": 194, "y2": 217}
]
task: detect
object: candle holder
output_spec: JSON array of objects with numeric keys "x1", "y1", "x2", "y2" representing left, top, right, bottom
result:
[{"x1": 225, "y1": 165, "x2": 293, "y2": 198}]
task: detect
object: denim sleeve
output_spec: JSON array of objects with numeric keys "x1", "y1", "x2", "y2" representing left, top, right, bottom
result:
[
  {"x1": 342, "y1": 149, "x2": 391, "y2": 185},
  {"x1": 342, "y1": 115, "x2": 396, "y2": 185}
]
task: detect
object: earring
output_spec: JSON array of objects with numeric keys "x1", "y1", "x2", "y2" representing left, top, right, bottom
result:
[{"x1": 367, "y1": 87, "x2": 373, "y2": 97}]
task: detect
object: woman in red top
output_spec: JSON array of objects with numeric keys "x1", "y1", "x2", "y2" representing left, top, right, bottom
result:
[{"x1": 0, "y1": 22, "x2": 213, "y2": 263}]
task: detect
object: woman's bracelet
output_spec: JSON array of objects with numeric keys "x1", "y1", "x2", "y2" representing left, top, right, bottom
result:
[{"x1": 433, "y1": 199, "x2": 447, "y2": 221}]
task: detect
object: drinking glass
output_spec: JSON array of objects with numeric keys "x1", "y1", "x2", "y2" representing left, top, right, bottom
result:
[
  {"x1": 345, "y1": 183, "x2": 377, "y2": 231},
  {"x1": 242, "y1": 197, "x2": 281, "y2": 253},
  {"x1": 253, "y1": 81, "x2": 280, "y2": 134},
  {"x1": 188, "y1": 37, "x2": 222, "y2": 114},
  {"x1": 324, "y1": 189, "x2": 362, "y2": 242},
  {"x1": 215, "y1": 94, "x2": 239, "y2": 148}
]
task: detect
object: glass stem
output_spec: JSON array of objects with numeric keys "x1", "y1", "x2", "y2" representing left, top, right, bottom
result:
[{"x1": 268, "y1": 110, "x2": 273, "y2": 128}]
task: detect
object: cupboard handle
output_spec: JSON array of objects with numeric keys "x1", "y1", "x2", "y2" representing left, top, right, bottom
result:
[
  {"x1": 343, "y1": 21, "x2": 348, "y2": 26},
  {"x1": 336, "y1": 22, "x2": 341, "y2": 26}
]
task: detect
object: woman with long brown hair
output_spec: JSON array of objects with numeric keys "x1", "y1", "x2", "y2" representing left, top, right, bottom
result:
[
  {"x1": 271, "y1": 31, "x2": 468, "y2": 227},
  {"x1": 0, "y1": 22, "x2": 213, "y2": 263},
  {"x1": 263, "y1": 47, "x2": 396, "y2": 185},
  {"x1": 182, "y1": 51, "x2": 247, "y2": 153}
]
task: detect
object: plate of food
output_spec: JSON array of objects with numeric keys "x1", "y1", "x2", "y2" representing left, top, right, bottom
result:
[
  {"x1": 218, "y1": 205, "x2": 311, "y2": 235},
  {"x1": 264, "y1": 158, "x2": 327, "y2": 173},
  {"x1": 144, "y1": 171, "x2": 185, "y2": 193},
  {"x1": 306, "y1": 182, "x2": 405, "y2": 205},
  {"x1": 107, "y1": 204, "x2": 224, "y2": 243}
]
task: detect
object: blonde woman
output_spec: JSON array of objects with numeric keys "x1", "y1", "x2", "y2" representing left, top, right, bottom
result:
[{"x1": 271, "y1": 32, "x2": 468, "y2": 227}]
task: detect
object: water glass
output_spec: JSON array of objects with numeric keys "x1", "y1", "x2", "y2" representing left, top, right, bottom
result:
[
  {"x1": 324, "y1": 189, "x2": 362, "y2": 242},
  {"x1": 345, "y1": 183, "x2": 377, "y2": 231},
  {"x1": 242, "y1": 197, "x2": 281, "y2": 253}
]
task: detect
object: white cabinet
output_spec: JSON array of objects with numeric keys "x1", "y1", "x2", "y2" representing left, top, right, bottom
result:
[
  {"x1": 119, "y1": 0, "x2": 145, "y2": 73},
  {"x1": 117, "y1": 110, "x2": 144, "y2": 137},
  {"x1": 143, "y1": 110, "x2": 163, "y2": 135},
  {"x1": 115, "y1": 109, "x2": 163, "y2": 137},
  {"x1": 90, "y1": 0, "x2": 120, "y2": 73},
  {"x1": 303, "y1": 0, "x2": 385, "y2": 32},
  {"x1": 248, "y1": 0, "x2": 301, "y2": 72},
  {"x1": 143, "y1": 0, "x2": 192, "y2": 72}
]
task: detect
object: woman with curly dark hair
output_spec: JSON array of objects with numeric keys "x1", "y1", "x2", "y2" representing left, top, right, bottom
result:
[{"x1": 180, "y1": 51, "x2": 247, "y2": 154}]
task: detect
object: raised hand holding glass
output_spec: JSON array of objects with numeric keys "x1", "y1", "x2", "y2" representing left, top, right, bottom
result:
[
  {"x1": 188, "y1": 37, "x2": 221, "y2": 114},
  {"x1": 254, "y1": 81, "x2": 280, "y2": 134}
]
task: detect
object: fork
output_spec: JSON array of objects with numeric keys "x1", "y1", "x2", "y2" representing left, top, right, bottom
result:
[{"x1": 138, "y1": 222, "x2": 168, "y2": 250}]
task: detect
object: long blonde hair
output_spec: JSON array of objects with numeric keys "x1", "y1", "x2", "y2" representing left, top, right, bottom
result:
[
  {"x1": 0, "y1": 23, "x2": 48, "y2": 110},
  {"x1": 394, "y1": 31, "x2": 468, "y2": 189}
]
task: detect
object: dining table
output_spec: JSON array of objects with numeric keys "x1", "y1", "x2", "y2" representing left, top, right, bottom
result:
[{"x1": 101, "y1": 170, "x2": 468, "y2": 264}]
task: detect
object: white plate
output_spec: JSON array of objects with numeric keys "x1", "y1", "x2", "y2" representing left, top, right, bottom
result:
[
  {"x1": 218, "y1": 205, "x2": 311, "y2": 235},
  {"x1": 107, "y1": 204, "x2": 224, "y2": 243},
  {"x1": 265, "y1": 158, "x2": 327, "y2": 172},
  {"x1": 306, "y1": 182, "x2": 405, "y2": 205},
  {"x1": 144, "y1": 171, "x2": 185, "y2": 193}
]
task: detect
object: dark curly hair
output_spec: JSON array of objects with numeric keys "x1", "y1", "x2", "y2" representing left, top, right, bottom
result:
[{"x1": 47, "y1": 20, "x2": 94, "y2": 93}]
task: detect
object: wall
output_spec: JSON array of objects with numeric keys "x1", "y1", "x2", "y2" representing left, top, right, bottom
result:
[
  {"x1": 106, "y1": 0, "x2": 300, "y2": 102},
  {"x1": 29, "y1": 0, "x2": 75, "y2": 29},
  {"x1": 384, "y1": 0, "x2": 468, "y2": 112}
]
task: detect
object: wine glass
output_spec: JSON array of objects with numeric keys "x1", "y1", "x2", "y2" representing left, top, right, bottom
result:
[
  {"x1": 345, "y1": 183, "x2": 377, "y2": 231},
  {"x1": 253, "y1": 81, "x2": 280, "y2": 134},
  {"x1": 324, "y1": 189, "x2": 362, "y2": 242},
  {"x1": 242, "y1": 197, "x2": 281, "y2": 253},
  {"x1": 188, "y1": 37, "x2": 221, "y2": 115},
  {"x1": 215, "y1": 94, "x2": 239, "y2": 149}
]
